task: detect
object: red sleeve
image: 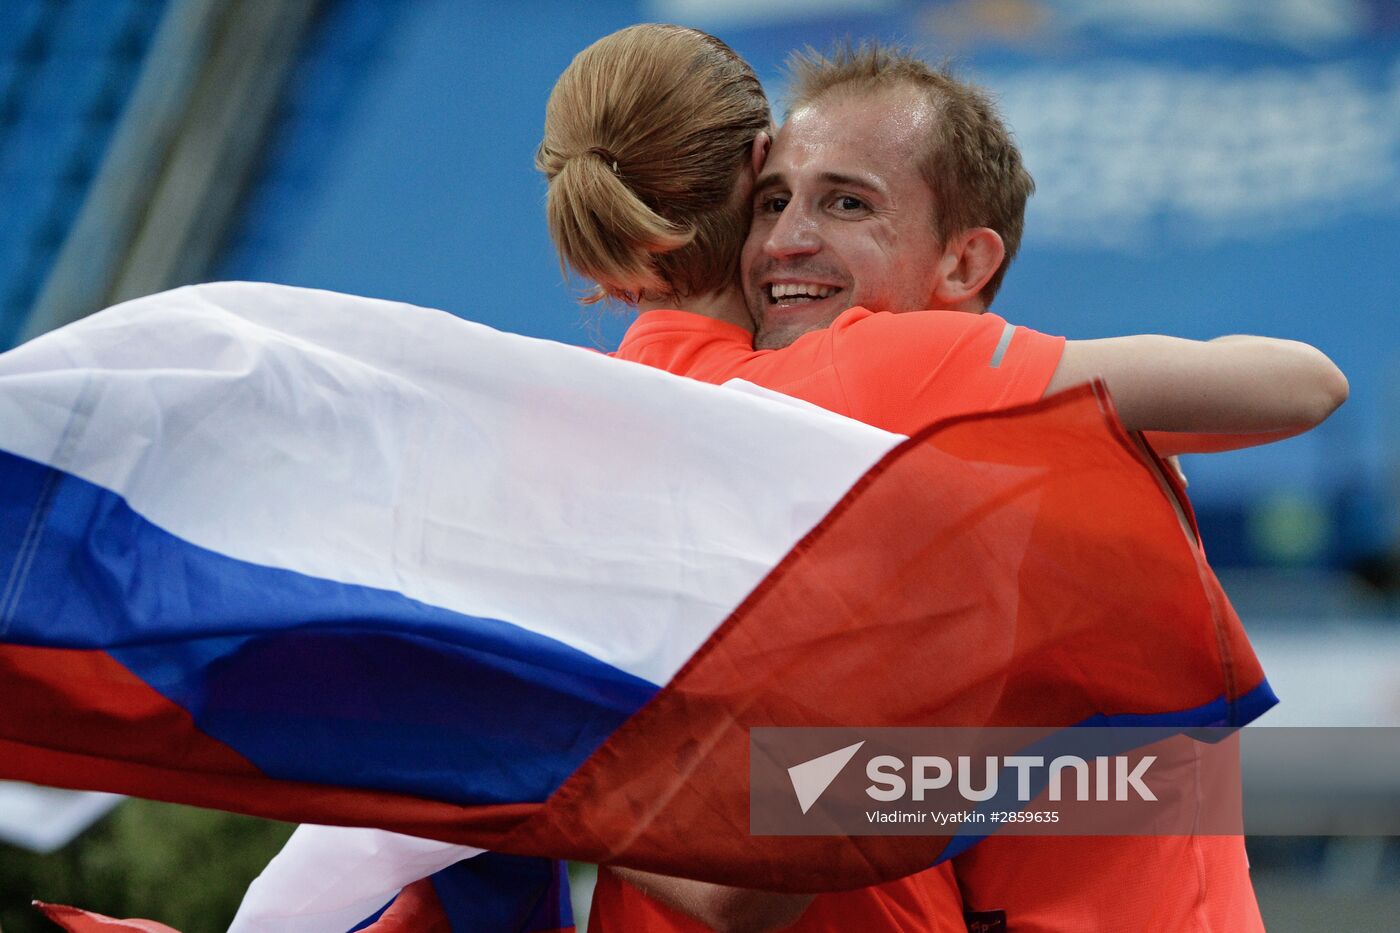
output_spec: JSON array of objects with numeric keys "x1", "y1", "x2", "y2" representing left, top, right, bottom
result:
[{"x1": 831, "y1": 310, "x2": 1065, "y2": 435}]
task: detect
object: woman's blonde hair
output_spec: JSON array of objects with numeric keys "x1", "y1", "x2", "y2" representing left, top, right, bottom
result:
[{"x1": 537, "y1": 24, "x2": 770, "y2": 304}]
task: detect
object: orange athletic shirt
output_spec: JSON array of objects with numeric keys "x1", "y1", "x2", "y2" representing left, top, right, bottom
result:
[
  {"x1": 600, "y1": 305, "x2": 1059, "y2": 932},
  {"x1": 953, "y1": 836, "x2": 1261, "y2": 932},
  {"x1": 614, "y1": 306, "x2": 1062, "y2": 437},
  {"x1": 608, "y1": 306, "x2": 1263, "y2": 931},
  {"x1": 588, "y1": 864, "x2": 966, "y2": 933}
]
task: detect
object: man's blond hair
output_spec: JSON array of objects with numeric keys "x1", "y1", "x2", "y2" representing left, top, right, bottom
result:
[
  {"x1": 537, "y1": 25, "x2": 770, "y2": 304},
  {"x1": 786, "y1": 43, "x2": 1033, "y2": 304}
]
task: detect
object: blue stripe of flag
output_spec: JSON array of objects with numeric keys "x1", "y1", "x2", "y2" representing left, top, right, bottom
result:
[
  {"x1": 937, "y1": 680, "x2": 1279, "y2": 861},
  {"x1": 0, "y1": 446, "x2": 658, "y2": 805}
]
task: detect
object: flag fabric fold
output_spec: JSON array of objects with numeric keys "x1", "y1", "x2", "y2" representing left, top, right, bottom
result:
[
  {"x1": 228, "y1": 825, "x2": 481, "y2": 931},
  {"x1": 1, "y1": 283, "x2": 1272, "y2": 908},
  {"x1": 35, "y1": 901, "x2": 182, "y2": 932}
]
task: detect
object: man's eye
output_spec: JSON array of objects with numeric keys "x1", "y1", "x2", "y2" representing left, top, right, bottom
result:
[
  {"x1": 833, "y1": 195, "x2": 866, "y2": 212},
  {"x1": 760, "y1": 196, "x2": 789, "y2": 213}
]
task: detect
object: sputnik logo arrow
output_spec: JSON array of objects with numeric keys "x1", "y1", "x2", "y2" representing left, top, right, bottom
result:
[{"x1": 787, "y1": 741, "x2": 865, "y2": 814}]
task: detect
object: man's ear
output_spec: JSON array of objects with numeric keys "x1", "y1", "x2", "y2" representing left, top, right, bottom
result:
[
  {"x1": 931, "y1": 227, "x2": 1005, "y2": 310},
  {"x1": 750, "y1": 131, "x2": 771, "y2": 176}
]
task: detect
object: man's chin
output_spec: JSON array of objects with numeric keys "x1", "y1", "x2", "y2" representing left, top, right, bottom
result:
[{"x1": 752, "y1": 297, "x2": 850, "y2": 349}]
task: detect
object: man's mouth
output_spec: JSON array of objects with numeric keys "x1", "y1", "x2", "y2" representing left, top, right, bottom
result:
[{"x1": 767, "y1": 282, "x2": 841, "y2": 307}]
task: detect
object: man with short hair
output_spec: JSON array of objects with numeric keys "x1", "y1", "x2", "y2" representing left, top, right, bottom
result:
[
  {"x1": 746, "y1": 46, "x2": 1030, "y2": 352},
  {"x1": 602, "y1": 42, "x2": 1344, "y2": 930}
]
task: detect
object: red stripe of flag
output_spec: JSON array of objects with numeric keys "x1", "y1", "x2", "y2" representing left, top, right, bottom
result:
[
  {"x1": 492, "y1": 385, "x2": 1267, "y2": 890},
  {"x1": 4, "y1": 385, "x2": 1266, "y2": 891}
]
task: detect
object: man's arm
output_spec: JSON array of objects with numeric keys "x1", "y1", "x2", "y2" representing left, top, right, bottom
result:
[
  {"x1": 1141, "y1": 427, "x2": 1308, "y2": 457},
  {"x1": 1043, "y1": 334, "x2": 1348, "y2": 450},
  {"x1": 608, "y1": 866, "x2": 814, "y2": 933}
]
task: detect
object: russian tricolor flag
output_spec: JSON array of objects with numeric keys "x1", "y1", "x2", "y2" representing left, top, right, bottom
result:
[{"x1": 2, "y1": 283, "x2": 1273, "y2": 928}]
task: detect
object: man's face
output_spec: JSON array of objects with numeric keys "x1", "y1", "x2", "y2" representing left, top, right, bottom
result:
[{"x1": 742, "y1": 87, "x2": 946, "y2": 349}]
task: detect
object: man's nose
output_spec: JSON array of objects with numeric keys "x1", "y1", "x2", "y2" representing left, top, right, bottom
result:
[{"x1": 763, "y1": 202, "x2": 821, "y2": 260}]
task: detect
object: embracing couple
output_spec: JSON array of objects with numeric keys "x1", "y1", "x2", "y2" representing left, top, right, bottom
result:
[
  {"x1": 228, "y1": 24, "x2": 1343, "y2": 933},
  {"x1": 534, "y1": 24, "x2": 1343, "y2": 932}
]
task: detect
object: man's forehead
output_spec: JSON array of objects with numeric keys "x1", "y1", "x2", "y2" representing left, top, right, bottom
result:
[{"x1": 767, "y1": 86, "x2": 934, "y2": 176}]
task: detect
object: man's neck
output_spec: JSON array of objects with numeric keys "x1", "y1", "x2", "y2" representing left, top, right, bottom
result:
[{"x1": 948, "y1": 296, "x2": 990, "y2": 315}]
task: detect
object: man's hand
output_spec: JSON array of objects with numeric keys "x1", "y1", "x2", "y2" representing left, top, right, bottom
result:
[
  {"x1": 608, "y1": 866, "x2": 814, "y2": 933},
  {"x1": 1043, "y1": 334, "x2": 1348, "y2": 449}
]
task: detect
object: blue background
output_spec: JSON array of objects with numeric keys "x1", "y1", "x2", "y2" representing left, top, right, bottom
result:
[{"x1": 220, "y1": 1, "x2": 1400, "y2": 563}]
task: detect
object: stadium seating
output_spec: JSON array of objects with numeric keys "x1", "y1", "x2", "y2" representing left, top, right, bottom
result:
[{"x1": 0, "y1": 0, "x2": 163, "y2": 348}]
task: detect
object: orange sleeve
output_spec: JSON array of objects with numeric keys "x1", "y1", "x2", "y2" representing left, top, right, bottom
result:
[
  {"x1": 588, "y1": 866, "x2": 964, "y2": 932},
  {"x1": 587, "y1": 870, "x2": 711, "y2": 932},
  {"x1": 833, "y1": 310, "x2": 1065, "y2": 435},
  {"x1": 613, "y1": 310, "x2": 757, "y2": 384}
]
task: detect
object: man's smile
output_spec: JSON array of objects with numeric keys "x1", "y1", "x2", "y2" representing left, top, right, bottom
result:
[
  {"x1": 769, "y1": 282, "x2": 837, "y2": 302},
  {"x1": 763, "y1": 280, "x2": 847, "y2": 314}
]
